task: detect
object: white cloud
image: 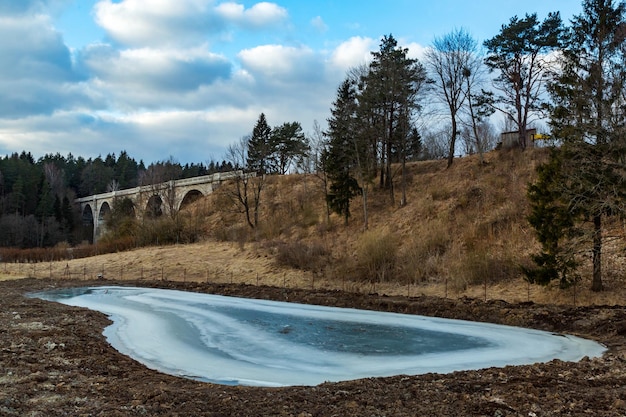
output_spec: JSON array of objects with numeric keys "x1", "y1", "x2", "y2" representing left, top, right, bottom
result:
[
  {"x1": 94, "y1": 0, "x2": 221, "y2": 47},
  {"x1": 216, "y1": 2, "x2": 288, "y2": 29},
  {"x1": 310, "y1": 16, "x2": 328, "y2": 33},
  {"x1": 80, "y1": 44, "x2": 231, "y2": 97},
  {"x1": 238, "y1": 44, "x2": 318, "y2": 79},
  {"x1": 0, "y1": 13, "x2": 89, "y2": 117},
  {"x1": 95, "y1": 0, "x2": 288, "y2": 47},
  {"x1": 329, "y1": 36, "x2": 374, "y2": 72},
  {"x1": 405, "y1": 41, "x2": 428, "y2": 61},
  {"x1": 0, "y1": 1, "x2": 378, "y2": 164},
  {"x1": 0, "y1": 14, "x2": 75, "y2": 81}
]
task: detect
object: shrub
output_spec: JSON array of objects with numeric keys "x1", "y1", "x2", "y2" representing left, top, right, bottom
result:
[
  {"x1": 448, "y1": 245, "x2": 519, "y2": 291},
  {"x1": 400, "y1": 220, "x2": 451, "y2": 283},
  {"x1": 355, "y1": 229, "x2": 398, "y2": 282},
  {"x1": 274, "y1": 240, "x2": 329, "y2": 271}
]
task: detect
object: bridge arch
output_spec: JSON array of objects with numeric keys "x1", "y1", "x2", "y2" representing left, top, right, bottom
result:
[
  {"x1": 146, "y1": 194, "x2": 163, "y2": 217},
  {"x1": 116, "y1": 197, "x2": 136, "y2": 218},
  {"x1": 179, "y1": 189, "x2": 204, "y2": 210},
  {"x1": 99, "y1": 201, "x2": 111, "y2": 221},
  {"x1": 81, "y1": 204, "x2": 95, "y2": 242},
  {"x1": 82, "y1": 203, "x2": 94, "y2": 226}
]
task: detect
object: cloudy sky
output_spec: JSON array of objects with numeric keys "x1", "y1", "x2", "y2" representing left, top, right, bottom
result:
[{"x1": 0, "y1": 0, "x2": 582, "y2": 165}]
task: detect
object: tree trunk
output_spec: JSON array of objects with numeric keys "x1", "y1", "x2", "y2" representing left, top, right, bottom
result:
[
  {"x1": 591, "y1": 214, "x2": 603, "y2": 292},
  {"x1": 386, "y1": 138, "x2": 394, "y2": 205},
  {"x1": 518, "y1": 126, "x2": 527, "y2": 150},
  {"x1": 362, "y1": 186, "x2": 369, "y2": 230},
  {"x1": 400, "y1": 156, "x2": 407, "y2": 206},
  {"x1": 466, "y1": 77, "x2": 484, "y2": 164},
  {"x1": 447, "y1": 115, "x2": 457, "y2": 168}
]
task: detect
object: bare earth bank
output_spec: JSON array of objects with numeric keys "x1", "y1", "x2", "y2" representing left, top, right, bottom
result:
[{"x1": 1, "y1": 278, "x2": 626, "y2": 416}]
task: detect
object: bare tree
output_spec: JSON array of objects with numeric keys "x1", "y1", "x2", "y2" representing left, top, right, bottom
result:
[
  {"x1": 421, "y1": 126, "x2": 450, "y2": 160},
  {"x1": 426, "y1": 28, "x2": 482, "y2": 167},
  {"x1": 307, "y1": 120, "x2": 331, "y2": 222},
  {"x1": 106, "y1": 179, "x2": 120, "y2": 193},
  {"x1": 226, "y1": 136, "x2": 263, "y2": 229},
  {"x1": 42, "y1": 162, "x2": 66, "y2": 198}
]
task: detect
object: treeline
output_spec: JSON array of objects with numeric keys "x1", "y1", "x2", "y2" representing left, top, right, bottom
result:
[{"x1": 0, "y1": 150, "x2": 234, "y2": 248}]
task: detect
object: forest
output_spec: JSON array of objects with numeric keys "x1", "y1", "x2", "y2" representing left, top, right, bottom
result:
[{"x1": 0, "y1": 150, "x2": 234, "y2": 248}]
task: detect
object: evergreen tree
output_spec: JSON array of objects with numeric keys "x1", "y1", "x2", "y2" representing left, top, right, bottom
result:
[
  {"x1": 247, "y1": 113, "x2": 273, "y2": 174},
  {"x1": 325, "y1": 79, "x2": 362, "y2": 225},
  {"x1": 36, "y1": 179, "x2": 55, "y2": 247},
  {"x1": 360, "y1": 34, "x2": 428, "y2": 203},
  {"x1": 524, "y1": 149, "x2": 580, "y2": 287},
  {"x1": 268, "y1": 122, "x2": 310, "y2": 175},
  {"x1": 61, "y1": 195, "x2": 75, "y2": 243},
  {"x1": 546, "y1": 0, "x2": 626, "y2": 291},
  {"x1": 115, "y1": 150, "x2": 139, "y2": 189},
  {"x1": 484, "y1": 12, "x2": 563, "y2": 149}
]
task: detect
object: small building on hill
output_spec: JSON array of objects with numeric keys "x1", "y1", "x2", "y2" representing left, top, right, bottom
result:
[{"x1": 500, "y1": 128, "x2": 537, "y2": 149}]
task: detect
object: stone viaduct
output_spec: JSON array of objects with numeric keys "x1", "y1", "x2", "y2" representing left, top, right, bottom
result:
[{"x1": 75, "y1": 171, "x2": 242, "y2": 243}]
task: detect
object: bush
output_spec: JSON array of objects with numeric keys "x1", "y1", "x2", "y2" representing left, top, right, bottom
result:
[
  {"x1": 400, "y1": 220, "x2": 451, "y2": 283},
  {"x1": 355, "y1": 229, "x2": 398, "y2": 282},
  {"x1": 448, "y1": 245, "x2": 518, "y2": 291},
  {"x1": 274, "y1": 240, "x2": 329, "y2": 271}
]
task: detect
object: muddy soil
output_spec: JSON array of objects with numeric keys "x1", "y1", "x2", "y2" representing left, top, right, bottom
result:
[{"x1": 1, "y1": 278, "x2": 626, "y2": 416}]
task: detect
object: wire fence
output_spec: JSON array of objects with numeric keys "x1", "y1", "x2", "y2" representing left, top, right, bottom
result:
[
  {"x1": 2, "y1": 258, "x2": 618, "y2": 307},
  {"x1": 1, "y1": 259, "x2": 400, "y2": 296}
]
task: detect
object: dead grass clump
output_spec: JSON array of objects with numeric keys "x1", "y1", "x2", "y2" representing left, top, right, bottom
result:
[
  {"x1": 401, "y1": 219, "x2": 452, "y2": 282},
  {"x1": 273, "y1": 240, "x2": 329, "y2": 271},
  {"x1": 354, "y1": 229, "x2": 399, "y2": 282},
  {"x1": 211, "y1": 222, "x2": 250, "y2": 245},
  {"x1": 455, "y1": 185, "x2": 484, "y2": 211},
  {"x1": 258, "y1": 212, "x2": 289, "y2": 240},
  {"x1": 299, "y1": 202, "x2": 320, "y2": 228},
  {"x1": 447, "y1": 242, "x2": 520, "y2": 292},
  {"x1": 462, "y1": 249, "x2": 518, "y2": 285},
  {"x1": 430, "y1": 187, "x2": 453, "y2": 201}
]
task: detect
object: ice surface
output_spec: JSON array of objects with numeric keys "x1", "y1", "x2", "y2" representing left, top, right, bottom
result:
[{"x1": 31, "y1": 286, "x2": 606, "y2": 387}]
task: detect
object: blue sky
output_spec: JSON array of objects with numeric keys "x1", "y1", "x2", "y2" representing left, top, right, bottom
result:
[{"x1": 0, "y1": 0, "x2": 583, "y2": 165}]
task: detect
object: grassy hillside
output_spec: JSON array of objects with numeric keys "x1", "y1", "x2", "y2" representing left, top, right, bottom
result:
[
  {"x1": 195, "y1": 146, "x2": 625, "y2": 302},
  {"x1": 4, "y1": 147, "x2": 625, "y2": 305},
  {"x1": 201, "y1": 149, "x2": 538, "y2": 285}
]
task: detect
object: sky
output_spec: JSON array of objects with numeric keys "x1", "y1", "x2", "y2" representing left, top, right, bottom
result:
[{"x1": 0, "y1": 0, "x2": 583, "y2": 165}]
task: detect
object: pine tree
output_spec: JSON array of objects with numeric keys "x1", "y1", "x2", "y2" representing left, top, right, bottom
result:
[
  {"x1": 361, "y1": 34, "x2": 428, "y2": 203},
  {"x1": 484, "y1": 12, "x2": 562, "y2": 149},
  {"x1": 247, "y1": 113, "x2": 272, "y2": 174},
  {"x1": 546, "y1": 0, "x2": 626, "y2": 291},
  {"x1": 524, "y1": 149, "x2": 579, "y2": 287},
  {"x1": 324, "y1": 79, "x2": 362, "y2": 225}
]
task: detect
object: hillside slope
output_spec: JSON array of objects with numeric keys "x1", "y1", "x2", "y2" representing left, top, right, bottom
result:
[
  {"x1": 194, "y1": 147, "x2": 625, "y2": 304},
  {"x1": 3, "y1": 148, "x2": 625, "y2": 305}
]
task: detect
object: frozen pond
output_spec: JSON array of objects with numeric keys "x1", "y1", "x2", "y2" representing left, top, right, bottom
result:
[{"x1": 31, "y1": 286, "x2": 605, "y2": 387}]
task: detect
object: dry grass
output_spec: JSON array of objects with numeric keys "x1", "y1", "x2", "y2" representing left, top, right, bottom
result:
[{"x1": 3, "y1": 148, "x2": 626, "y2": 306}]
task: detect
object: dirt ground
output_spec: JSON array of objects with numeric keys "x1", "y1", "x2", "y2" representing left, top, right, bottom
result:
[{"x1": 1, "y1": 277, "x2": 625, "y2": 416}]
